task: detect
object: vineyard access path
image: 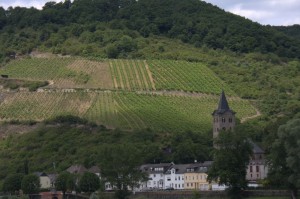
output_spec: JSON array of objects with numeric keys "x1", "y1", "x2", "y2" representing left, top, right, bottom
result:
[{"x1": 240, "y1": 108, "x2": 261, "y2": 123}]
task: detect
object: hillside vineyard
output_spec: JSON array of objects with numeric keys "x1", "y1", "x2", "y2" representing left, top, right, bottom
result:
[{"x1": 0, "y1": 58, "x2": 256, "y2": 133}]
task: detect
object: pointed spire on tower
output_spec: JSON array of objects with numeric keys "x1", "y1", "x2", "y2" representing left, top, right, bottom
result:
[
  {"x1": 212, "y1": 90, "x2": 235, "y2": 115},
  {"x1": 218, "y1": 90, "x2": 230, "y2": 111}
]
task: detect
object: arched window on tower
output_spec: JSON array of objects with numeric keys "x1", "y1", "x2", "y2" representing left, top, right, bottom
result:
[{"x1": 222, "y1": 118, "x2": 226, "y2": 123}]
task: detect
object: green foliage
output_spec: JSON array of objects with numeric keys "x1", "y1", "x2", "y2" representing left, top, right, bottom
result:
[
  {"x1": 55, "y1": 172, "x2": 76, "y2": 195},
  {"x1": 3, "y1": 173, "x2": 24, "y2": 194},
  {"x1": 99, "y1": 144, "x2": 147, "y2": 199},
  {"x1": 79, "y1": 172, "x2": 100, "y2": 193},
  {"x1": 0, "y1": 79, "x2": 48, "y2": 91},
  {"x1": 268, "y1": 118, "x2": 300, "y2": 198},
  {"x1": 21, "y1": 174, "x2": 40, "y2": 194},
  {"x1": 0, "y1": 0, "x2": 299, "y2": 60},
  {"x1": 208, "y1": 128, "x2": 252, "y2": 198}
]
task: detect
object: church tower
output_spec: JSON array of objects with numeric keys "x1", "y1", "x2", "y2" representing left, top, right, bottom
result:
[{"x1": 212, "y1": 90, "x2": 236, "y2": 139}]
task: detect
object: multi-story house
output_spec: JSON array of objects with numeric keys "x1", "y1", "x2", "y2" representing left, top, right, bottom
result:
[
  {"x1": 164, "y1": 164, "x2": 186, "y2": 189},
  {"x1": 183, "y1": 162, "x2": 212, "y2": 190},
  {"x1": 140, "y1": 163, "x2": 172, "y2": 190},
  {"x1": 246, "y1": 141, "x2": 268, "y2": 185}
]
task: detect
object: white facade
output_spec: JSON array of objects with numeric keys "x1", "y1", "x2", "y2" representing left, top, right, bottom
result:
[
  {"x1": 40, "y1": 176, "x2": 51, "y2": 189},
  {"x1": 139, "y1": 163, "x2": 172, "y2": 191},
  {"x1": 164, "y1": 167, "x2": 185, "y2": 189},
  {"x1": 148, "y1": 173, "x2": 165, "y2": 189},
  {"x1": 246, "y1": 163, "x2": 268, "y2": 181}
]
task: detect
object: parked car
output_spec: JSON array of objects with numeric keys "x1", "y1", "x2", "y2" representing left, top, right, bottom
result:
[{"x1": 165, "y1": 187, "x2": 174, "y2": 191}]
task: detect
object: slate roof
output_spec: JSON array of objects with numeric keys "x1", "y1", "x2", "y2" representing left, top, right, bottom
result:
[
  {"x1": 212, "y1": 91, "x2": 236, "y2": 115},
  {"x1": 88, "y1": 166, "x2": 100, "y2": 174},
  {"x1": 34, "y1": 172, "x2": 48, "y2": 177},
  {"x1": 66, "y1": 165, "x2": 87, "y2": 174},
  {"x1": 165, "y1": 164, "x2": 188, "y2": 174},
  {"x1": 47, "y1": 174, "x2": 58, "y2": 183},
  {"x1": 250, "y1": 141, "x2": 265, "y2": 154},
  {"x1": 140, "y1": 163, "x2": 173, "y2": 174}
]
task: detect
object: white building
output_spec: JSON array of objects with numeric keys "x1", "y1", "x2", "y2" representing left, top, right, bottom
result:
[
  {"x1": 164, "y1": 164, "x2": 186, "y2": 189},
  {"x1": 246, "y1": 142, "x2": 268, "y2": 185},
  {"x1": 139, "y1": 163, "x2": 172, "y2": 190}
]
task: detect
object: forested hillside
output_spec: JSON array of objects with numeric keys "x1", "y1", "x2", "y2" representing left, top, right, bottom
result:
[
  {"x1": 0, "y1": 0, "x2": 300, "y2": 61},
  {"x1": 274, "y1": 25, "x2": 300, "y2": 40}
]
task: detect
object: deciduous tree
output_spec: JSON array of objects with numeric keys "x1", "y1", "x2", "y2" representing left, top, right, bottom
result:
[
  {"x1": 207, "y1": 129, "x2": 252, "y2": 198},
  {"x1": 3, "y1": 173, "x2": 24, "y2": 194},
  {"x1": 268, "y1": 118, "x2": 300, "y2": 199},
  {"x1": 100, "y1": 144, "x2": 147, "y2": 199},
  {"x1": 21, "y1": 174, "x2": 40, "y2": 194}
]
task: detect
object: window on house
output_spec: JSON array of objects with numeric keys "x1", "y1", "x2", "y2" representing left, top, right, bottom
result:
[
  {"x1": 250, "y1": 166, "x2": 252, "y2": 172},
  {"x1": 222, "y1": 117, "x2": 226, "y2": 123},
  {"x1": 256, "y1": 166, "x2": 259, "y2": 172},
  {"x1": 182, "y1": 184, "x2": 184, "y2": 188},
  {"x1": 187, "y1": 183, "x2": 189, "y2": 187},
  {"x1": 229, "y1": 118, "x2": 232, "y2": 123},
  {"x1": 167, "y1": 177, "x2": 171, "y2": 181}
]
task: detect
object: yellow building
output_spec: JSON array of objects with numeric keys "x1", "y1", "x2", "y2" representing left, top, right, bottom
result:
[{"x1": 183, "y1": 162, "x2": 212, "y2": 190}]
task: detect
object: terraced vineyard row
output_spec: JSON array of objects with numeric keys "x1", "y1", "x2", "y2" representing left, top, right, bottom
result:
[
  {"x1": 1, "y1": 58, "x2": 237, "y2": 95},
  {"x1": 147, "y1": 60, "x2": 236, "y2": 95},
  {"x1": 109, "y1": 59, "x2": 155, "y2": 91},
  {"x1": 0, "y1": 91, "x2": 256, "y2": 133},
  {"x1": 0, "y1": 92, "x2": 94, "y2": 120}
]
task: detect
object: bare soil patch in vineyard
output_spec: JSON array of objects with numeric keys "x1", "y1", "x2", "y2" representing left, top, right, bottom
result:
[{"x1": 66, "y1": 59, "x2": 114, "y2": 89}]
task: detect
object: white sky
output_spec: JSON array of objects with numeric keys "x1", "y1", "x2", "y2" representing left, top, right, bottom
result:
[{"x1": 0, "y1": 0, "x2": 299, "y2": 26}]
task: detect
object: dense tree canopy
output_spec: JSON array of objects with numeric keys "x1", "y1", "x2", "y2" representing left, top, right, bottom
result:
[
  {"x1": 3, "y1": 173, "x2": 24, "y2": 194},
  {"x1": 268, "y1": 118, "x2": 300, "y2": 199},
  {"x1": 100, "y1": 144, "x2": 147, "y2": 199},
  {"x1": 208, "y1": 129, "x2": 252, "y2": 198},
  {"x1": 0, "y1": 0, "x2": 300, "y2": 61},
  {"x1": 79, "y1": 172, "x2": 100, "y2": 193},
  {"x1": 21, "y1": 174, "x2": 40, "y2": 194},
  {"x1": 55, "y1": 172, "x2": 76, "y2": 195}
]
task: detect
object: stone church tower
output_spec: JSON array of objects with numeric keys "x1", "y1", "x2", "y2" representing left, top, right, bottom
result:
[{"x1": 212, "y1": 91, "x2": 236, "y2": 139}]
